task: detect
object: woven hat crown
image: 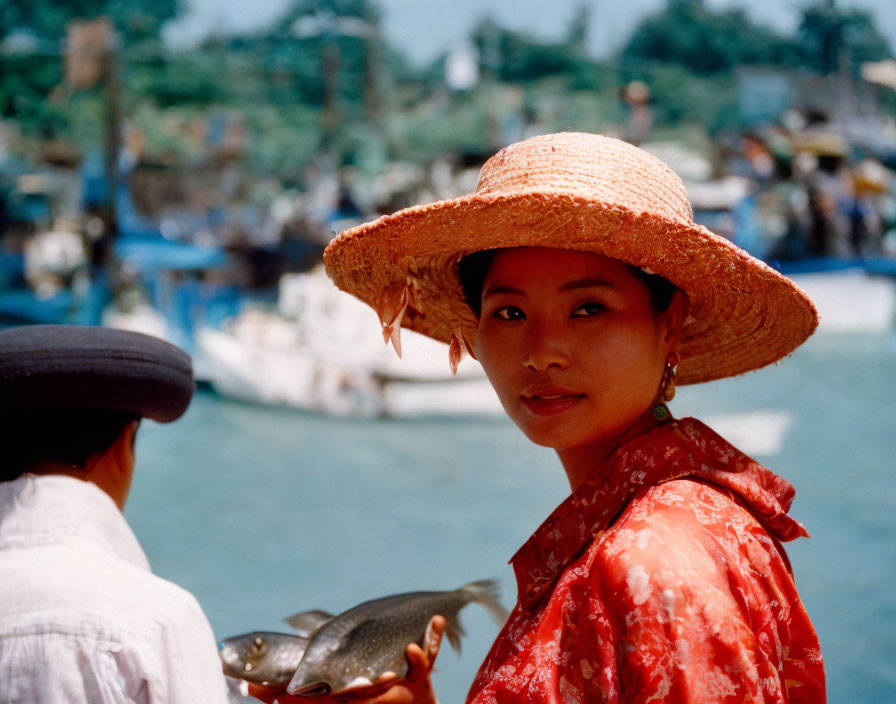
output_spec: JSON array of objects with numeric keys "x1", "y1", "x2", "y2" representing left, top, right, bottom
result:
[
  {"x1": 324, "y1": 131, "x2": 818, "y2": 385},
  {"x1": 476, "y1": 133, "x2": 694, "y2": 227}
]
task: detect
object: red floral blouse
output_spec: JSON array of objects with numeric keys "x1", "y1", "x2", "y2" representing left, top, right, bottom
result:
[{"x1": 467, "y1": 418, "x2": 825, "y2": 703}]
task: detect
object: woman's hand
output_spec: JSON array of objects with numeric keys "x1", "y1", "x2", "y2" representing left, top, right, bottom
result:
[{"x1": 248, "y1": 615, "x2": 444, "y2": 704}]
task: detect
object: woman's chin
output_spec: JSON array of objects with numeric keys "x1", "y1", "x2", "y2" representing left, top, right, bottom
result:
[{"x1": 514, "y1": 419, "x2": 581, "y2": 449}]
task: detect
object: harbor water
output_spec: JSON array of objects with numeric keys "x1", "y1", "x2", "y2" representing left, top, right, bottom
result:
[{"x1": 126, "y1": 272, "x2": 896, "y2": 703}]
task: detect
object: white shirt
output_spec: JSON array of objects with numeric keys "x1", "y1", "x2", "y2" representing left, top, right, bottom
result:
[{"x1": 0, "y1": 474, "x2": 229, "y2": 704}]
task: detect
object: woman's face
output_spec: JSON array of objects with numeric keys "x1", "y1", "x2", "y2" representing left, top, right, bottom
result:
[{"x1": 474, "y1": 247, "x2": 683, "y2": 451}]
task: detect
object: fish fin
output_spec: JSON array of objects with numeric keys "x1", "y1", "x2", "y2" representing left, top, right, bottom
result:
[
  {"x1": 442, "y1": 614, "x2": 465, "y2": 654},
  {"x1": 459, "y1": 579, "x2": 509, "y2": 626},
  {"x1": 283, "y1": 609, "x2": 334, "y2": 637}
]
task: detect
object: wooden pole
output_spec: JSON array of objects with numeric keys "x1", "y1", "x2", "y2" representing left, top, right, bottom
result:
[{"x1": 102, "y1": 29, "x2": 121, "y2": 241}]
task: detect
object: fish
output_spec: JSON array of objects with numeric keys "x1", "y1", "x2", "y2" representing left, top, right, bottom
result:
[
  {"x1": 218, "y1": 608, "x2": 335, "y2": 687},
  {"x1": 218, "y1": 631, "x2": 310, "y2": 688},
  {"x1": 283, "y1": 608, "x2": 334, "y2": 638},
  {"x1": 286, "y1": 579, "x2": 507, "y2": 697}
]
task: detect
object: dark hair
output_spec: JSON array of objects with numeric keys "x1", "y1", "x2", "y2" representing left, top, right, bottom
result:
[
  {"x1": 458, "y1": 250, "x2": 497, "y2": 317},
  {"x1": 1, "y1": 409, "x2": 140, "y2": 483},
  {"x1": 625, "y1": 265, "x2": 678, "y2": 313},
  {"x1": 457, "y1": 249, "x2": 678, "y2": 317}
]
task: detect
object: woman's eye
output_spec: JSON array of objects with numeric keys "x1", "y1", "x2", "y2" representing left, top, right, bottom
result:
[
  {"x1": 493, "y1": 306, "x2": 526, "y2": 321},
  {"x1": 571, "y1": 302, "x2": 606, "y2": 318}
]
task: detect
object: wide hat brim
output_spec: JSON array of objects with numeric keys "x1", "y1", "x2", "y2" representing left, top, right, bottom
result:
[
  {"x1": 0, "y1": 325, "x2": 195, "y2": 422},
  {"x1": 325, "y1": 190, "x2": 818, "y2": 385}
]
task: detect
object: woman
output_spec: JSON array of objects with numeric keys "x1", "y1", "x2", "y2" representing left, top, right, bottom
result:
[{"x1": 253, "y1": 133, "x2": 826, "y2": 703}]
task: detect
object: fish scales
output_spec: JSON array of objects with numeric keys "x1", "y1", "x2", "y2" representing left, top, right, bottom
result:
[
  {"x1": 287, "y1": 580, "x2": 506, "y2": 696},
  {"x1": 332, "y1": 592, "x2": 471, "y2": 678}
]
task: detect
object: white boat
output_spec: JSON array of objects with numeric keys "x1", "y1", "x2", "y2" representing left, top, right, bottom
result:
[{"x1": 194, "y1": 267, "x2": 502, "y2": 418}]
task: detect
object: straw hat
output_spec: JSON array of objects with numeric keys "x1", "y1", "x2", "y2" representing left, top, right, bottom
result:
[{"x1": 324, "y1": 132, "x2": 817, "y2": 384}]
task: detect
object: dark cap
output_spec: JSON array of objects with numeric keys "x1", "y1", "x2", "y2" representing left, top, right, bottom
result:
[{"x1": 0, "y1": 325, "x2": 195, "y2": 422}]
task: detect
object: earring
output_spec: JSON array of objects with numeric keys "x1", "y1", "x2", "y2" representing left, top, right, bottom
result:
[
  {"x1": 661, "y1": 360, "x2": 677, "y2": 402},
  {"x1": 652, "y1": 354, "x2": 678, "y2": 421}
]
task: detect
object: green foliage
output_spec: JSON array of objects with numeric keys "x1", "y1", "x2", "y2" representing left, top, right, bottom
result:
[
  {"x1": 798, "y1": 4, "x2": 891, "y2": 74},
  {"x1": 63, "y1": 90, "x2": 105, "y2": 147},
  {"x1": 0, "y1": 53, "x2": 64, "y2": 124},
  {"x1": 216, "y1": 29, "x2": 375, "y2": 111},
  {"x1": 655, "y1": 67, "x2": 738, "y2": 132},
  {"x1": 471, "y1": 17, "x2": 591, "y2": 83},
  {"x1": 616, "y1": 62, "x2": 739, "y2": 132},
  {"x1": 127, "y1": 51, "x2": 228, "y2": 107},
  {"x1": 276, "y1": 0, "x2": 378, "y2": 27},
  {"x1": 392, "y1": 90, "x2": 492, "y2": 163},
  {"x1": 244, "y1": 104, "x2": 322, "y2": 177},
  {"x1": 554, "y1": 89, "x2": 621, "y2": 133},
  {"x1": 125, "y1": 103, "x2": 204, "y2": 161},
  {"x1": 622, "y1": 1, "x2": 800, "y2": 75},
  {"x1": 2, "y1": 0, "x2": 894, "y2": 182},
  {"x1": 0, "y1": 0, "x2": 179, "y2": 41}
]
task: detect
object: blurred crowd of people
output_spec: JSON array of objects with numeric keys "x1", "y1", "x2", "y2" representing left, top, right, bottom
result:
[{"x1": 717, "y1": 116, "x2": 894, "y2": 262}]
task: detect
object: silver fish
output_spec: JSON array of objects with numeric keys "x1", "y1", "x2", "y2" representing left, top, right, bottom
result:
[
  {"x1": 286, "y1": 580, "x2": 507, "y2": 696},
  {"x1": 218, "y1": 631, "x2": 309, "y2": 688}
]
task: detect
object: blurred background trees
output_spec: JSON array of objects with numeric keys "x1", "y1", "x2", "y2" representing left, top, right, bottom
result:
[{"x1": 1, "y1": 0, "x2": 893, "y2": 179}]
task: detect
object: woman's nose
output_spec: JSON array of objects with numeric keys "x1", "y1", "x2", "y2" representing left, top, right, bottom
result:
[{"x1": 522, "y1": 322, "x2": 570, "y2": 371}]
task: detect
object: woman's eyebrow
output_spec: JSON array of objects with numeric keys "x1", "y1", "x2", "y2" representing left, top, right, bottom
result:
[
  {"x1": 558, "y1": 278, "x2": 617, "y2": 292},
  {"x1": 482, "y1": 284, "x2": 525, "y2": 299}
]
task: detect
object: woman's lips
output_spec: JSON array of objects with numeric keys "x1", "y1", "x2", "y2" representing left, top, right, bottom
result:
[{"x1": 519, "y1": 387, "x2": 586, "y2": 416}]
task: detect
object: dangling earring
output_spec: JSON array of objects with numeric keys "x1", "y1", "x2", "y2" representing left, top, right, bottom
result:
[
  {"x1": 652, "y1": 354, "x2": 678, "y2": 421},
  {"x1": 661, "y1": 359, "x2": 677, "y2": 402}
]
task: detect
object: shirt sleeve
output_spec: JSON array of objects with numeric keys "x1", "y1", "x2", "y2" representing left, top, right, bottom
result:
[
  {"x1": 576, "y1": 481, "x2": 815, "y2": 704},
  {"x1": 141, "y1": 588, "x2": 230, "y2": 704}
]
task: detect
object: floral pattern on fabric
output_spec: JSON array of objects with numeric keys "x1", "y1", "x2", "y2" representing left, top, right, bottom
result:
[{"x1": 467, "y1": 418, "x2": 825, "y2": 704}]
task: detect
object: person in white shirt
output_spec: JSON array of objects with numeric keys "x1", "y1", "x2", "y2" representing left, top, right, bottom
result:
[{"x1": 0, "y1": 325, "x2": 229, "y2": 704}]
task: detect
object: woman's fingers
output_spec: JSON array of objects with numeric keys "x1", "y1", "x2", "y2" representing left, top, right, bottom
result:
[
  {"x1": 404, "y1": 644, "x2": 428, "y2": 682},
  {"x1": 417, "y1": 615, "x2": 446, "y2": 672}
]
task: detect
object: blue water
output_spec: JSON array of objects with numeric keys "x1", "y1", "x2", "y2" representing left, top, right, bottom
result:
[{"x1": 127, "y1": 326, "x2": 896, "y2": 703}]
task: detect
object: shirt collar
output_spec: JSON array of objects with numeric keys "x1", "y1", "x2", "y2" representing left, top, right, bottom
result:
[
  {"x1": 510, "y1": 417, "x2": 807, "y2": 610},
  {"x1": 0, "y1": 473, "x2": 151, "y2": 572}
]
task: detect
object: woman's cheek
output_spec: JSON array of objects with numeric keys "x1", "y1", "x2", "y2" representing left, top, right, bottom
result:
[
  {"x1": 475, "y1": 337, "x2": 513, "y2": 397},
  {"x1": 585, "y1": 331, "x2": 662, "y2": 406}
]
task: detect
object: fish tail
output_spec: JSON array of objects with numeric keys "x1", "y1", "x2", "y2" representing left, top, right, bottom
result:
[
  {"x1": 459, "y1": 579, "x2": 509, "y2": 627},
  {"x1": 442, "y1": 615, "x2": 465, "y2": 654}
]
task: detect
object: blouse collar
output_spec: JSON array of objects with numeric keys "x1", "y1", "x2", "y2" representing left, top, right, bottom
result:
[
  {"x1": 0, "y1": 473, "x2": 151, "y2": 572},
  {"x1": 510, "y1": 417, "x2": 807, "y2": 610}
]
